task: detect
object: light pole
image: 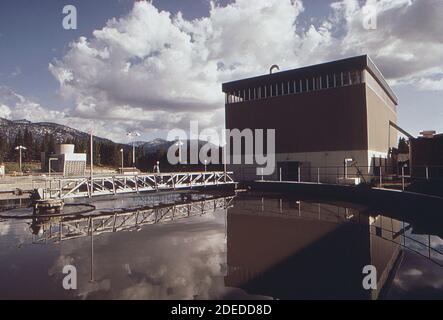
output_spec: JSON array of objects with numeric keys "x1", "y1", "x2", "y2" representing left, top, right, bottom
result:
[
  {"x1": 120, "y1": 148, "x2": 124, "y2": 172},
  {"x1": 127, "y1": 131, "x2": 141, "y2": 168},
  {"x1": 204, "y1": 159, "x2": 207, "y2": 172},
  {"x1": 89, "y1": 130, "x2": 94, "y2": 198},
  {"x1": 15, "y1": 145, "x2": 27, "y2": 173},
  {"x1": 175, "y1": 140, "x2": 184, "y2": 167},
  {"x1": 90, "y1": 130, "x2": 93, "y2": 180},
  {"x1": 344, "y1": 158, "x2": 353, "y2": 179}
]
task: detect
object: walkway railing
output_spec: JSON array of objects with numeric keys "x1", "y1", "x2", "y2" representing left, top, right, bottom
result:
[
  {"x1": 237, "y1": 165, "x2": 443, "y2": 191},
  {"x1": 235, "y1": 197, "x2": 443, "y2": 267},
  {"x1": 40, "y1": 171, "x2": 235, "y2": 200}
]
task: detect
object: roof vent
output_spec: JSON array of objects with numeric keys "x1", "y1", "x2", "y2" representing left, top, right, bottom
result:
[{"x1": 420, "y1": 130, "x2": 436, "y2": 138}]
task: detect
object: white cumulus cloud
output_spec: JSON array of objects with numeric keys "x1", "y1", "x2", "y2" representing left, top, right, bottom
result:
[
  {"x1": 3, "y1": 0, "x2": 442, "y2": 140},
  {"x1": 0, "y1": 86, "x2": 136, "y2": 142}
]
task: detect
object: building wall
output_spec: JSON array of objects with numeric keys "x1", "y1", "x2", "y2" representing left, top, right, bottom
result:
[
  {"x1": 410, "y1": 135, "x2": 443, "y2": 178},
  {"x1": 225, "y1": 83, "x2": 369, "y2": 154},
  {"x1": 224, "y1": 67, "x2": 397, "y2": 182},
  {"x1": 276, "y1": 149, "x2": 370, "y2": 182},
  {"x1": 62, "y1": 154, "x2": 87, "y2": 176},
  {"x1": 365, "y1": 72, "x2": 397, "y2": 154},
  {"x1": 410, "y1": 136, "x2": 443, "y2": 166},
  {"x1": 229, "y1": 149, "x2": 373, "y2": 183},
  {"x1": 44, "y1": 153, "x2": 87, "y2": 176}
]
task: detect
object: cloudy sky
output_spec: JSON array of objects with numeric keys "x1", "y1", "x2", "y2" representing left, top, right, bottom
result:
[{"x1": 0, "y1": 0, "x2": 442, "y2": 142}]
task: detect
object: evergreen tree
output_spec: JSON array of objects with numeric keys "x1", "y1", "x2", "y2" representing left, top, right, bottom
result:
[
  {"x1": 0, "y1": 135, "x2": 8, "y2": 163},
  {"x1": 23, "y1": 128, "x2": 34, "y2": 161},
  {"x1": 93, "y1": 140, "x2": 101, "y2": 165},
  {"x1": 398, "y1": 137, "x2": 409, "y2": 154}
]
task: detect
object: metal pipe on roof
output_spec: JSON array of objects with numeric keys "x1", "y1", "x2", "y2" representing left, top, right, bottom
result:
[{"x1": 269, "y1": 64, "x2": 280, "y2": 74}]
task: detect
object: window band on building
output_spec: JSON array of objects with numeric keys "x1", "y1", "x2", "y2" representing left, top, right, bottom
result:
[{"x1": 225, "y1": 70, "x2": 365, "y2": 104}]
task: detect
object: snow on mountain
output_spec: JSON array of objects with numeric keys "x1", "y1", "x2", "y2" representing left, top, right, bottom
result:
[{"x1": 0, "y1": 117, "x2": 112, "y2": 143}]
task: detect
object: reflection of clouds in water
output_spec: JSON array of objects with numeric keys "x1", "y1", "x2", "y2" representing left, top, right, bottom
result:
[
  {"x1": 402, "y1": 268, "x2": 423, "y2": 277},
  {"x1": 403, "y1": 233, "x2": 443, "y2": 263},
  {"x1": 0, "y1": 218, "x2": 33, "y2": 247},
  {"x1": 0, "y1": 222, "x2": 10, "y2": 236},
  {"x1": 431, "y1": 236, "x2": 443, "y2": 249},
  {"x1": 49, "y1": 215, "x2": 236, "y2": 300},
  {"x1": 116, "y1": 231, "x2": 227, "y2": 300},
  {"x1": 78, "y1": 279, "x2": 112, "y2": 299},
  {"x1": 124, "y1": 263, "x2": 132, "y2": 275},
  {"x1": 48, "y1": 255, "x2": 75, "y2": 277},
  {"x1": 391, "y1": 251, "x2": 443, "y2": 298}
]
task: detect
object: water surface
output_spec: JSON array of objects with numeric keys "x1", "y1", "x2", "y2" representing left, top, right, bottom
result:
[{"x1": 0, "y1": 192, "x2": 442, "y2": 299}]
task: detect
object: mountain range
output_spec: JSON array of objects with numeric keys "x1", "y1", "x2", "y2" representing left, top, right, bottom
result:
[
  {"x1": 0, "y1": 118, "x2": 216, "y2": 155},
  {"x1": 0, "y1": 117, "x2": 112, "y2": 144}
]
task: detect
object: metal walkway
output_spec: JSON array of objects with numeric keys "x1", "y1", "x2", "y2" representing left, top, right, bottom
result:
[{"x1": 40, "y1": 171, "x2": 235, "y2": 200}]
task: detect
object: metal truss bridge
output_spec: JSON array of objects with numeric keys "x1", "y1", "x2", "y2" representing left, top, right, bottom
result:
[
  {"x1": 31, "y1": 194, "x2": 235, "y2": 243},
  {"x1": 39, "y1": 171, "x2": 235, "y2": 200}
]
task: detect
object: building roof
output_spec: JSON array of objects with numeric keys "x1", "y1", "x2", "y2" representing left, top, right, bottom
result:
[{"x1": 222, "y1": 55, "x2": 398, "y2": 105}]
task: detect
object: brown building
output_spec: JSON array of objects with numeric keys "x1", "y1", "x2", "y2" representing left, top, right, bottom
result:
[
  {"x1": 223, "y1": 55, "x2": 398, "y2": 182},
  {"x1": 410, "y1": 132, "x2": 443, "y2": 178}
]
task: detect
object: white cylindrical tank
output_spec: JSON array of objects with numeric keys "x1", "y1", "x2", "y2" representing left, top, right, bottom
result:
[{"x1": 56, "y1": 144, "x2": 75, "y2": 155}]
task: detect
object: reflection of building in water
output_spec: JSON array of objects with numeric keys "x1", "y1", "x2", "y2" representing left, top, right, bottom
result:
[{"x1": 225, "y1": 197, "x2": 401, "y2": 299}]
